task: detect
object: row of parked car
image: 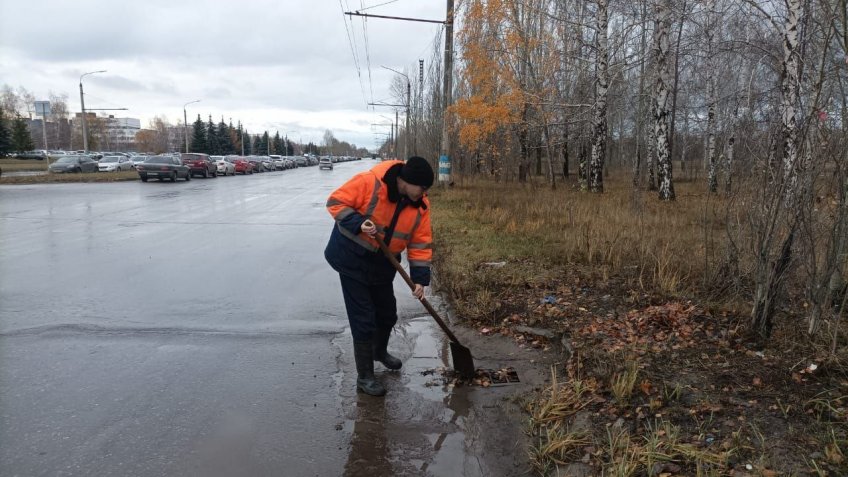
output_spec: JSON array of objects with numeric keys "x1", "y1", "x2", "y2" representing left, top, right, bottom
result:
[
  {"x1": 41, "y1": 151, "x2": 361, "y2": 178},
  {"x1": 135, "y1": 153, "x2": 361, "y2": 182}
]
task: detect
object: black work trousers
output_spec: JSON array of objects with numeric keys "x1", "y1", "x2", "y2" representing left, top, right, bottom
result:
[{"x1": 339, "y1": 273, "x2": 398, "y2": 342}]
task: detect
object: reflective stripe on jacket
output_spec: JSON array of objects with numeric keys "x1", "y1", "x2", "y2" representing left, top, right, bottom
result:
[{"x1": 326, "y1": 160, "x2": 432, "y2": 269}]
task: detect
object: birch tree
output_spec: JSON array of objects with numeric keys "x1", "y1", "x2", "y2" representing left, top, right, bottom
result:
[
  {"x1": 589, "y1": 0, "x2": 609, "y2": 193},
  {"x1": 704, "y1": 0, "x2": 718, "y2": 194},
  {"x1": 654, "y1": 0, "x2": 675, "y2": 200}
]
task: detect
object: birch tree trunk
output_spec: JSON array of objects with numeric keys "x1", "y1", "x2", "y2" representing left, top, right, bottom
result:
[
  {"x1": 589, "y1": 0, "x2": 609, "y2": 193},
  {"x1": 705, "y1": 2, "x2": 718, "y2": 194},
  {"x1": 780, "y1": 0, "x2": 801, "y2": 194},
  {"x1": 751, "y1": 0, "x2": 803, "y2": 339},
  {"x1": 654, "y1": 0, "x2": 675, "y2": 200}
]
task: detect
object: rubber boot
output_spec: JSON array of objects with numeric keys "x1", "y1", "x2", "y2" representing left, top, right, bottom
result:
[
  {"x1": 353, "y1": 340, "x2": 386, "y2": 396},
  {"x1": 373, "y1": 327, "x2": 402, "y2": 370}
]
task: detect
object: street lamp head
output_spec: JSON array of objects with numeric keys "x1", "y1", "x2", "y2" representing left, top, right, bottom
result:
[
  {"x1": 381, "y1": 65, "x2": 410, "y2": 82},
  {"x1": 80, "y1": 70, "x2": 107, "y2": 83}
]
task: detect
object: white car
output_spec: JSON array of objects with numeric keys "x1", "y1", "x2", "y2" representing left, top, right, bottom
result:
[
  {"x1": 98, "y1": 155, "x2": 133, "y2": 172},
  {"x1": 213, "y1": 156, "x2": 236, "y2": 176},
  {"x1": 319, "y1": 157, "x2": 333, "y2": 170}
]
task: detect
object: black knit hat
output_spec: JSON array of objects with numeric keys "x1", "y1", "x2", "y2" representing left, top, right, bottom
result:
[{"x1": 400, "y1": 156, "x2": 434, "y2": 188}]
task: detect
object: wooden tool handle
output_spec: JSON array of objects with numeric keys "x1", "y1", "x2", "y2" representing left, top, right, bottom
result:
[{"x1": 363, "y1": 220, "x2": 461, "y2": 343}]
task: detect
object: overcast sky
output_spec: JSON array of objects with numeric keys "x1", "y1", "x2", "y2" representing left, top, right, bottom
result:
[{"x1": 0, "y1": 0, "x2": 447, "y2": 150}]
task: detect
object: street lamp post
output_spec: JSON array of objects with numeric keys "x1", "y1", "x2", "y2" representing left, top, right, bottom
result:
[
  {"x1": 381, "y1": 66, "x2": 411, "y2": 161},
  {"x1": 183, "y1": 99, "x2": 201, "y2": 153},
  {"x1": 79, "y1": 70, "x2": 106, "y2": 153},
  {"x1": 284, "y1": 131, "x2": 299, "y2": 156}
]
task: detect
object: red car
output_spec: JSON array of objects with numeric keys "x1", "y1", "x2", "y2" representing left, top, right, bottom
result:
[
  {"x1": 225, "y1": 155, "x2": 254, "y2": 175},
  {"x1": 181, "y1": 153, "x2": 218, "y2": 178}
]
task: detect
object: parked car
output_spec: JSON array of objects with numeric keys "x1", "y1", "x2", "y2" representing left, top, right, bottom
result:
[
  {"x1": 17, "y1": 150, "x2": 48, "y2": 160},
  {"x1": 246, "y1": 156, "x2": 265, "y2": 172},
  {"x1": 225, "y1": 155, "x2": 254, "y2": 174},
  {"x1": 48, "y1": 155, "x2": 98, "y2": 173},
  {"x1": 129, "y1": 155, "x2": 146, "y2": 168},
  {"x1": 181, "y1": 153, "x2": 217, "y2": 178},
  {"x1": 98, "y1": 155, "x2": 134, "y2": 172},
  {"x1": 212, "y1": 155, "x2": 235, "y2": 176},
  {"x1": 319, "y1": 157, "x2": 333, "y2": 170},
  {"x1": 294, "y1": 156, "x2": 308, "y2": 167},
  {"x1": 136, "y1": 156, "x2": 191, "y2": 182},
  {"x1": 269, "y1": 155, "x2": 286, "y2": 170}
]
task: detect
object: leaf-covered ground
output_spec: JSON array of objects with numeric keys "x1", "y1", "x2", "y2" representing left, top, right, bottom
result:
[{"x1": 430, "y1": 182, "x2": 847, "y2": 475}]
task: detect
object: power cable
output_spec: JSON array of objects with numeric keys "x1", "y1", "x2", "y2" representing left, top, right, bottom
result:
[
  {"x1": 359, "y1": 0, "x2": 375, "y2": 106},
  {"x1": 339, "y1": 0, "x2": 370, "y2": 108},
  {"x1": 357, "y1": 0, "x2": 399, "y2": 12}
]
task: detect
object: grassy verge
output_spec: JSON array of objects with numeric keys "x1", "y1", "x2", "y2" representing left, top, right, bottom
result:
[
  {"x1": 0, "y1": 158, "x2": 49, "y2": 172},
  {"x1": 430, "y1": 177, "x2": 847, "y2": 475},
  {"x1": 0, "y1": 170, "x2": 139, "y2": 184}
]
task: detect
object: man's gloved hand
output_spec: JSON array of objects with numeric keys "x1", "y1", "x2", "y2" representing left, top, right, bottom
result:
[
  {"x1": 361, "y1": 220, "x2": 377, "y2": 237},
  {"x1": 412, "y1": 284, "x2": 425, "y2": 300}
]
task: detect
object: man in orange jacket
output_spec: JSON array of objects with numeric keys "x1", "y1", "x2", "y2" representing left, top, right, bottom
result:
[{"x1": 324, "y1": 157, "x2": 434, "y2": 396}]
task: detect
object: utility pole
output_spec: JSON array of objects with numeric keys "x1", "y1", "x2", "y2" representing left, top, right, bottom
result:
[
  {"x1": 417, "y1": 59, "x2": 424, "y2": 155},
  {"x1": 395, "y1": 110, "x2": 399, "y2": 159},
  {"x1": 405, "y1": 80, "x2": 410, "y2": 160},
  {"x1": 440, "y1": 0, "x2": 455, "y2": 184},
  {"x1": 183, "y1": 99, "x2": 200, "y2": 153},
  {"x1": 79, "y1": 70, "x2": 106, "y2": 153},
  {"x1": 345, "y1": 8, "x2": 451, "y2": 173}
]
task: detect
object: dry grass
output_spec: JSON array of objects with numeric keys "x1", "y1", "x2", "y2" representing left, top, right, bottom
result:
[
  {"x1": 610, "y1": 359, "x2": 639, "y2": 406},
  {"x1": 430, "y1": 174, "x2": 848, "y2": 475},
  {"x1": 0, "y1": 158, "x2": 49, "y2": 172},
  {"x1": 430, "y1": 175, "x2": 740, "y2": 322}
]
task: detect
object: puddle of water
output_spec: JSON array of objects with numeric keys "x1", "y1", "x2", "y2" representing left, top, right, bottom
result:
[{"x1": 339, "y1": 317, "x2": 484, "y2": 476}]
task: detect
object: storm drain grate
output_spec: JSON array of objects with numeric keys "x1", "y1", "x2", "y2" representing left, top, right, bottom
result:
[
  {"x1": 474, "y1": 367, "x2": 520, "y2": 387},
  {"x1": 421, "y1": 366, "x2": 520, "y2": 387}
]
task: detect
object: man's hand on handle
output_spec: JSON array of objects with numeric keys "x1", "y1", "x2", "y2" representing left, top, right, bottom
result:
[
  {"x1": 361, "y1": 220, "x2": 377, "y2": 237},
  {"x1": 412, "y1": 284, "x2": 425, "y2": 300},
  {"x1": 364, "y1": 219, "x2": 425, "y2": 300}
]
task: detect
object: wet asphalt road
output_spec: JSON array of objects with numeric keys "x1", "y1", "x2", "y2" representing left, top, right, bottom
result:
[{"x1": 0, "y1": 162, "x2": 490, "y2": 476}]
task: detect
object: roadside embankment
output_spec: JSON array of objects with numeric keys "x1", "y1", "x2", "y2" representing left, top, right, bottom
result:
[{"x1": 430, "y1": 177, "x2": 847, "y2": 476}]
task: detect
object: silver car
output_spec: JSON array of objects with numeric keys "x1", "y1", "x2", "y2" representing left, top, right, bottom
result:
[{"x1": 98, "y1": 155, "x2": 134, "y2": 172}]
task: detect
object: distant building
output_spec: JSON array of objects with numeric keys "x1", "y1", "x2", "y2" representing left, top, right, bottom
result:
[
  {"x1": 26, "y1": 118, "x2": 72, "y2": 150},
  {"x1": 103, "y1": 116, "x2": 141, "y2": 151},
  {"x1": 68, "y1": 113, "x2": 140, "y2": 151}
]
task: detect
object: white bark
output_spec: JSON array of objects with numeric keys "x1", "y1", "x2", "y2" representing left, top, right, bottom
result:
[
  {"x1": 654, "y1": 0, "x2": 675, "y2": 200},
  {"x1": 705, "y1": 0, "x2": 718, "y2": 193},
  {"x1": 780, "y1": 0, "x2": 801, "y2": 193},
  {"x1": 589, "y1": 0, "x2": 609, "y2": 193}
]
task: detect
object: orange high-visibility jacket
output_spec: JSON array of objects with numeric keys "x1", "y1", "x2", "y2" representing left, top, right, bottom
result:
[{"x1": 326, "y1": 160, "x2": 433, "y2": 270}]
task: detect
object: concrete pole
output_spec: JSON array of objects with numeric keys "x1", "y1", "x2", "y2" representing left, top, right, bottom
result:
[
  {"x1": 405, "y1": 80, "x2": 410, "y2": 161},
  {"x1": 79, "y1": 70, "x2": 105, "y2": 153},
  {"x1": 79, "y1": 82, "x2": 88, "y2": 153},
  {"x1": 439, "y1": 0, "x2": 454, "y2": 183}
]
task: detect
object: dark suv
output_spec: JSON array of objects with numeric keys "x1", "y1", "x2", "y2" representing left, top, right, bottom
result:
[{"x1": 181, "y1": 153, "x2": 218, "y2": 178}]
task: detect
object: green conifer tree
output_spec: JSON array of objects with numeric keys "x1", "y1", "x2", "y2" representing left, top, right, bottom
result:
[
  {"x1": 258, "y1": 131, "x2": 270, "y2": 155},
  {"x1": 11, "y1": 115, "x2": 34, "y2": 152},
  {"x1": 218, "y1": 118, "x2": 234, "y2": 155},
  {"x1": 206, "y1": 115, "x2": 220, "y2": 155},
  {"x1": 0, "y1": 108, "x2": 12, "y2": 157},
  {"x1": 243, "y1": 131, "x2": 252, "y2": 155},
  {"x1": 190, "y1": 114, "x2": 207, "y2": 153},
  {"x1": 272, "y1": 132, "x2": 282, "y2": 155}
]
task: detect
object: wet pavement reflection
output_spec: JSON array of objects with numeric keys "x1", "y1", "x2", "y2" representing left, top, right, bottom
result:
[
  {"x1": 341, "y1": 317, "x2": 485, "y2": 477},
  {"x1": 0, "y1": 164, "x2": 530, "y2": 476}
]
